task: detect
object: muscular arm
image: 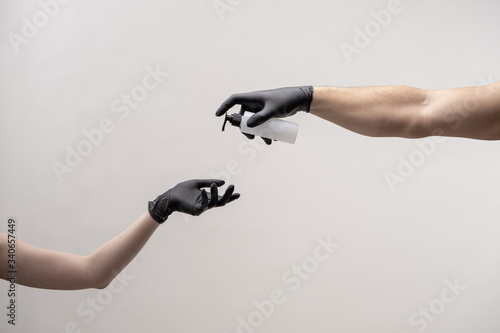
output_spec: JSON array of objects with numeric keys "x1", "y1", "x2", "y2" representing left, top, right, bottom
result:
[
  {"x1": 0, "y1": 211, "x2": 158, "y2": 290},
  {"x1": 216, "y1": 82, "x2": 500, "y2": 141},
  {"x1": 310, "y1": 83, "x2": 500, "y2": 139}
]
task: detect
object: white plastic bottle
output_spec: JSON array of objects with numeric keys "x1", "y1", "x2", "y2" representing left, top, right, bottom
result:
[{"x1": 222, "y1": 111, "x2": 299, "y2": 144}]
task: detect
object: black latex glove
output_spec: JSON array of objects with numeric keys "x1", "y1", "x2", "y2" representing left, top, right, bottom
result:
[
  {"x1": 148, "y1": 179, "x2": 240, "y2": 224},
  {"x1": 215, "y1": 86, "x2": 313, "y2": 145}
]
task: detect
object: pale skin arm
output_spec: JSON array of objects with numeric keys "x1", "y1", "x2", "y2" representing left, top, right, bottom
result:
[
  {"x1": 0, "y1": 179, "x2": 240, "y2": 290},
  {"x1": 0, "y1": 179, "x2": 239, "y2": 291},
  {"x1": 0, "y1": 211, "x2": 158, "y2": 290},
  {"x1": 310, "y1": 82, "x2": 500, "y2": 140}
]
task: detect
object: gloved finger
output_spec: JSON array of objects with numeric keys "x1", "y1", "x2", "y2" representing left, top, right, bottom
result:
[
  {"x1": 216, "y1": 93, "x2": 253, "y2": 117},
  {"x1": 217, "y1": 185, "x2": 235, "y2": 206},
  {"x1": 200, "y1": 189, "x2": 209, "y2": 210},
  {"x1": 261, "y1": 137, "x2": 272, "y2": 145},
  {"x1": 208, "y1": 183, "x2": 218, "y2": 208},
  {"x1": 246, "y1": 108, "x2": 274, "y2": 127},
  {"x1": 243, "y1": 132, "x2": 255, "y2": 140},
  {"x1": 227, "y1": 193, "x2": 240, "y2": 203},
  {"x1": 193, "y1": 179, "x2": 225, "y2": 188},
  {"x1": 238, "y1": 104, "x2": 263, "y2": 114}
]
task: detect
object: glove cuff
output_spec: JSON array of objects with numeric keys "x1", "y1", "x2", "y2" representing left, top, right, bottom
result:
[
  {"x1": 299, "y1": 86, "x2": 314, "y2": 113},
  {"x1": 148, "y1": 196, "x2": 173, "y2": 224}
]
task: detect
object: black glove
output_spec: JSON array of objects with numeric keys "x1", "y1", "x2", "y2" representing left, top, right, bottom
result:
[
  {"x1": 148, "y1": 179, "x2": 240, "y2": 224},
  {"x1": 215, "y1": 86, "x2": 313, "y2": 144}
]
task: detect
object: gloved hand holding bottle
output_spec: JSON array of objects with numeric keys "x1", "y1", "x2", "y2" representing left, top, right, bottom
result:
[{"x1": 216, "y1": 86, "x2": 314, "y2": 145}]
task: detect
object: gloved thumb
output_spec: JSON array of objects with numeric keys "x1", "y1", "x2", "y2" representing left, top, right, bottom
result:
[{"x1": 247, "y1": 110, "x2": 272, "y2": 128}]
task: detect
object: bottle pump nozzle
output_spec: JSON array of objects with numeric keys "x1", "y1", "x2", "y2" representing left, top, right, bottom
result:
[{"x1": 222, "y1": 113, "x2": 242, "y2": 131}]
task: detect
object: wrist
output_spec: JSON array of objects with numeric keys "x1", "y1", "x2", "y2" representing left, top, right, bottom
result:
[
  {"x1": 309, "y1": 86, "x2": 337, "y2": 115},
  {"x1": 148, "y1": 195, "x2": 173, "y2": 224},
  {"x1": 142, "y1": 210, "x2": 161, "y2": 229},
  {"x1": 298, "y1": 86, "x2": 314, "y2": 112}
]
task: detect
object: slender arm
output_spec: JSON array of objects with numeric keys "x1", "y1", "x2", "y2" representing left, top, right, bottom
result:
[
  {"x1": 0, "y1": 211, "x2": 158, "y2": 290},
  {"x1": 310, "y1": 82, "x2": 500, "y2": 140},
  {"x1": 0, "y1": 179, "x2": 239, "y2": 290}
]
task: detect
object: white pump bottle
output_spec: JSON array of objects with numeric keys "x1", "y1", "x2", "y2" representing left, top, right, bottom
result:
[{"x1": 222, "y1": 111, "x2": 299, "y2": 144}]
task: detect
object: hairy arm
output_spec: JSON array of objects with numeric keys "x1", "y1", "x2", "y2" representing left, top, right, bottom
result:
[
  {"x1": 0, "y1": 211, "x2": 158, "y2": 290},
  {"x1": 310, "y1": 82, "x2": 500, "y2": 139}
]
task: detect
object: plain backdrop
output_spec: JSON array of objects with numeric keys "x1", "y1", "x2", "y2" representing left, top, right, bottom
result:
[{"x1": 1, "y1": 0, "x2": 500, "y2": 332}]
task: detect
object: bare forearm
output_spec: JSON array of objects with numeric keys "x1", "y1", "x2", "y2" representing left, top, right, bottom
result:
[
  {"x1": 310, "y1": 86, "x2": 429, "y2": 138},
  {"x1": 1, "y1": 211, "x2": 159, "y2": 290},
  {"x1": 0, "y1": 179, "x2": 238, "y2": 290},
  {"x1": 85, "y1": 211, "x2": 159, "y2": 288},
  {"x1": 310, "y1": 83, "x2": 500, "y2": 139}
]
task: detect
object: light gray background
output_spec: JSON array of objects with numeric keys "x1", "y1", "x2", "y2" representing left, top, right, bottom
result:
[{"x1": 1, "y1": 0, "x2": 500, "y2": 332}]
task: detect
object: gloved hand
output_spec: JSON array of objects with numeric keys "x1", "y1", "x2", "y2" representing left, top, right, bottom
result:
[
  {"x1": 215, "y1": 86, "x2": 313, "y2": 144},
  {"x1": 148, "y1": 179, "x2": 240, "y2": 223}
]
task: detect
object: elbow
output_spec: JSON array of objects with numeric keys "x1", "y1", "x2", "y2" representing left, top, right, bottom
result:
[
  {"x1": 380, "y1": 87, "x2": 437, "y2": 139},
  {"x1": 89, "y1": 274, "x2": 113, "y2": 290},
  {"x1": 409, "y1": 89, "x2": 439, "y2": 138},
  {"x1": 82, "y1": 256, "x2": 113, "y2": 290},
  {"x1": 94, "y1": 280, "x2": 111, "y2": 290},
  {"x1": 90, "y1": 270, "x2": 114, "y2": 290}
]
